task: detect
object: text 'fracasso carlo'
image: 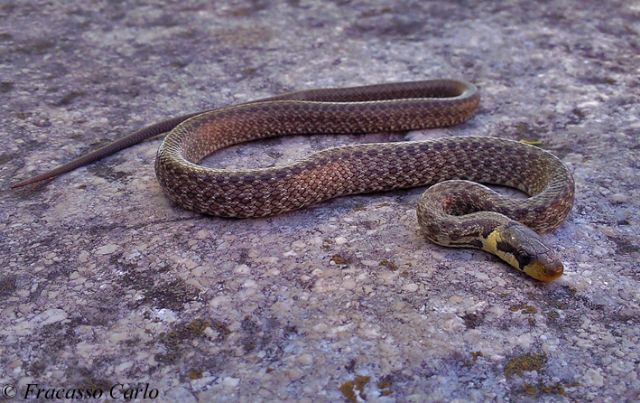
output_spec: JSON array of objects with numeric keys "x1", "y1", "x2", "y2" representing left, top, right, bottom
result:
[{"x1": 18, "y1": 383, "x2": 160, "y2": 400}]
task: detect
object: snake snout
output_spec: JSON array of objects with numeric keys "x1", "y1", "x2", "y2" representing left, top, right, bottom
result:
[
  {"x1": 531, "y1": 256, "x2": 564, "y2": 282},
  {"x1": 485, "y1": 223, "x2": 564, "y2": 282},
  {"x1": 521, "y1": 246, "x2": 564, "y2": 282}
]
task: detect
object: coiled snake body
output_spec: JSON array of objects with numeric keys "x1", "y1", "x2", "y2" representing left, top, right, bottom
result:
[{"x1": 13, "y1": 80, "x2": 574, "y2": 282}]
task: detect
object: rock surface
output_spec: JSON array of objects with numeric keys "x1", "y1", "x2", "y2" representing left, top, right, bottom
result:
[{"x1": 1, "y1": 0, "x2": 638, "y2": 401}]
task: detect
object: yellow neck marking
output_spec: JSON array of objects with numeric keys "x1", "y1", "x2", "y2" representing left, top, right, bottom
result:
[{"x1": 483, "y1": 229, "x2": 521, "y2": 271}]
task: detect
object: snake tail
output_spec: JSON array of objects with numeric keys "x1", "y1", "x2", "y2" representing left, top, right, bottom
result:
[{"x1": 11, "y1": 113, "x2": 201, "y2": 188}]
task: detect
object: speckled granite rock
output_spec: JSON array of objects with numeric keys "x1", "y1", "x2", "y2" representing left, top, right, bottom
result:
[{"x1": 1, "y1": 1, "x2": 638, "y2": 401}]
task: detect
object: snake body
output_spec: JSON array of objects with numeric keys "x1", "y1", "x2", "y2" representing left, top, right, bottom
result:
[{"x1": 13, "y1": 80, "x2": 574, "y2": 281}]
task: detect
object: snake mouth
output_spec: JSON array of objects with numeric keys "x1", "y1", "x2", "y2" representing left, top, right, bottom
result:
[{"x1": 523, "y1": 260, "x2": 564, "y2": 282}]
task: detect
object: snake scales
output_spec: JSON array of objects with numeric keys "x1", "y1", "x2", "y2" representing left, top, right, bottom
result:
[{"x1": 13, "y1": 79, "x2": 574, "y2": 281}]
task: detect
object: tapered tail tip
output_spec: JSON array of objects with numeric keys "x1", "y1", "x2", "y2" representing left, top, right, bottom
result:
[{"x1": 11, "y1": 175, "x2": 47, "y2": 189}]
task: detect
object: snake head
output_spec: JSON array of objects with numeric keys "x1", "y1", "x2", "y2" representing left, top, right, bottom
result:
[{"x1": 483, "y1": 222, "x2": 564, "y2": 282}]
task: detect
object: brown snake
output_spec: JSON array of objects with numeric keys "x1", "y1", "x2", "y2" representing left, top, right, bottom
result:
[{"x1": 12, "y1": 79, "x2": 574, "y2": 281}]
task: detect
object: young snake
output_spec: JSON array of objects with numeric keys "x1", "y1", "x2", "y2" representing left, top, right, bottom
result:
[{"x1": 12, "y1": 80, "x2": 575, "y2": 282}]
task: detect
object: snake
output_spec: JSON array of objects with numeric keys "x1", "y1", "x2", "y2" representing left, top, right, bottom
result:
[{"x1": 12, "y1": 79, "x2": 575, "y2": 282}]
